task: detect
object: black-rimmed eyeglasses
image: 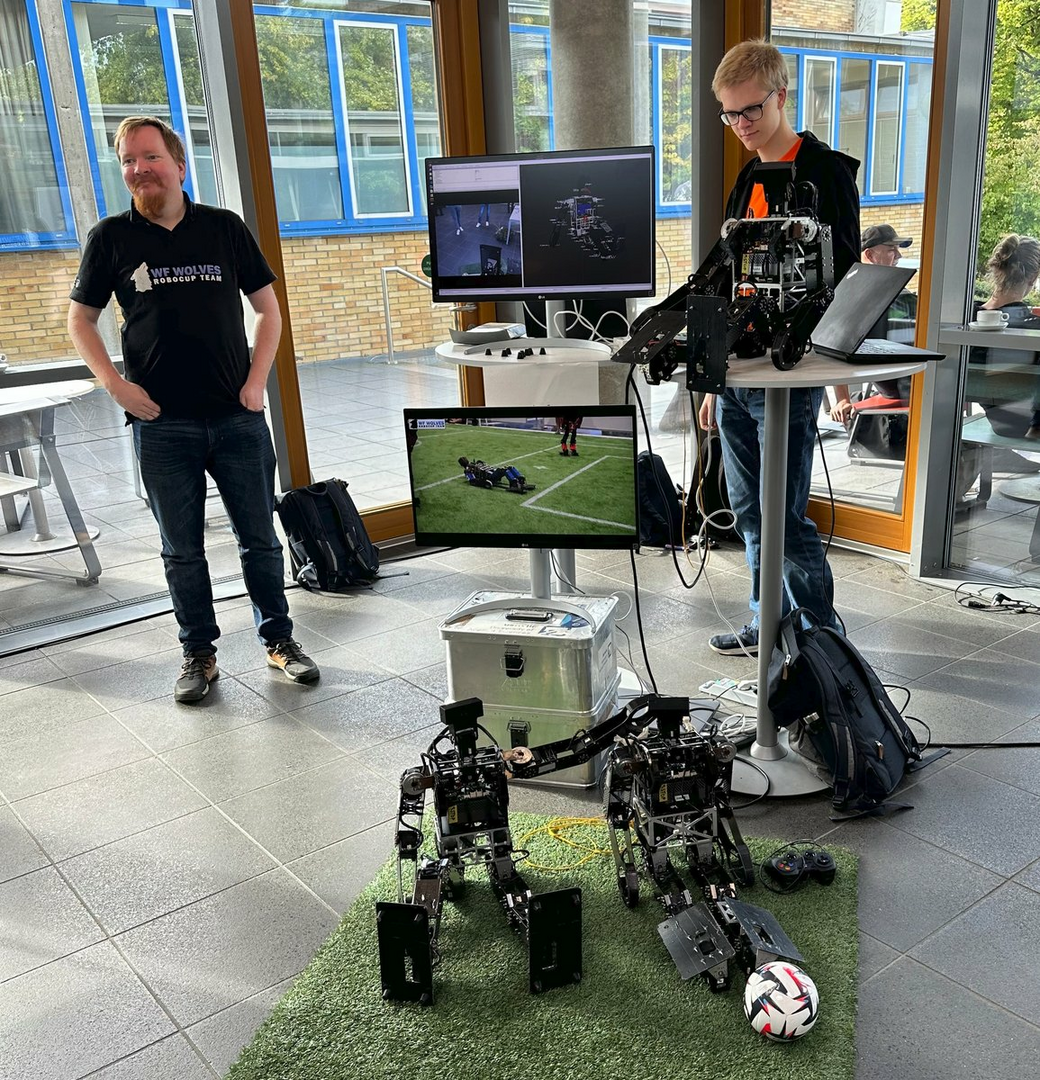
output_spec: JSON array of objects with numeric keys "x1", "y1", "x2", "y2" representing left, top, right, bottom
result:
[{"x1": 718, "y1": 88, "x2": 778, "y2": 126}]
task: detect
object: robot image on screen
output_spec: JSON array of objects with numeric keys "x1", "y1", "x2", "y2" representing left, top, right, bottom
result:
[{"x1": 549, "y1": 181, "x2": 621, "y2": 259}]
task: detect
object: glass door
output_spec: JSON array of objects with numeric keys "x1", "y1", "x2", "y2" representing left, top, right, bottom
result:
[{"x1": 770, "y1": 2, "x2": 937, "y2": 550}]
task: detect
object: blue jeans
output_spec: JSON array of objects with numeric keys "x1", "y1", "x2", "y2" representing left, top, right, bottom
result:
[
  {"x1": 715, "y1": 386, "x2": 837, "y2": 630},
  {"x1": 133, "y1": 411, "x2": 292, "y2": 656}
]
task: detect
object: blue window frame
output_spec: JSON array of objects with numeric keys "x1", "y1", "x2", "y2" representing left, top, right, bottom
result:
[
  {"x1": 779, "y1": 45, "x2": 932, "y2": 207},
  {"x1": 0, "y1": 0, "x2": 77, "y2": 251}
]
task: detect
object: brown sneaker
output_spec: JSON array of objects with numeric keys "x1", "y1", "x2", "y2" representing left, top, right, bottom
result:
[
  {"x1": 266, "y1": 639, "x2": 320, "y2": 683},
  {"x1": 174, "y1": 654, "x2": 218, "y2": 703}
]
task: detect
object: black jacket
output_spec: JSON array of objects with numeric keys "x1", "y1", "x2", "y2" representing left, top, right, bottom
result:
[{"x1": 725, "y1": 130, "x2": 861, "y2": 283}]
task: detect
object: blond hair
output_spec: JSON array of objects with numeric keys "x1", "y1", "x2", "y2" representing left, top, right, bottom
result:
[
  {"x1": 987, "y1": 234, "x2": 1040, "y2": 295},
  {"x1": 712, "y1": 39, "x2": 788, "y2": 99},
  {"x1": 113, "y1": 116, "x2": 186, "y2": 166}
]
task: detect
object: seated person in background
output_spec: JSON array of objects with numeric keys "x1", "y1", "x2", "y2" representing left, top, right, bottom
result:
[
  {"x1": 458, "y1": 456, "x2": 534, "y2": 493},
  {"x1": 967, "y1": 233, "x2": 1040, "y2": 441},
  {"x1": 830, "y1": 223, "x2": 915, "y2": 423}
]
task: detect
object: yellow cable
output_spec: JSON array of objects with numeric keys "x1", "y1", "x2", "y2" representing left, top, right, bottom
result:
[{"x1": 517, "y1": 816, "x2": 613, "y2": 872}]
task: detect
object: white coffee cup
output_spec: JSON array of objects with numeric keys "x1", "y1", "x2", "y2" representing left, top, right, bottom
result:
[{"x1": 976, "y1": 309, "x2": 1010, "y2": 326}]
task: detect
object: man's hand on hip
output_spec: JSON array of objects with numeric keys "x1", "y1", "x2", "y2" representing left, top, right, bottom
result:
[
  {"x1": 239, "y1": 381, "x2": 266, "y2": 412},
  {"x1": 109, "y1": 377, "x2": 161, "y2": 421}
]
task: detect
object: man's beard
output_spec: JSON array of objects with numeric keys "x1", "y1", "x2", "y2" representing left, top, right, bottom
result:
[{"x1": 132, "y1": 184, "x2": 172, "y2": 220}]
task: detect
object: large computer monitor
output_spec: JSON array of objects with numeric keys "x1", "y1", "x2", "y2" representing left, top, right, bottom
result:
[
  {"x1": 425, "y1": 146, "x2": 656, "y2": 303},
  {"x1": 404, "y1": 406, "x2": 639, "y2": 550}
]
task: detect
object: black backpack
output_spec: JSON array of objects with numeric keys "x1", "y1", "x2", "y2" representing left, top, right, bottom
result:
[
  {"x1": 637, "y1": 450, "x2": 684, "y2": 547},
  {"x1": 766, "y1": 608, "x2": 943, "y2": 819},
  {"x1": 275, "y1": 479, "x2": 380, "y2": 592}
]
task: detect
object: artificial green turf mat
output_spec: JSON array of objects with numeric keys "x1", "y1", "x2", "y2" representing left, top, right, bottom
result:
[{"x1": 227, "y1": 816, "x2": 858, "y2": 1080}]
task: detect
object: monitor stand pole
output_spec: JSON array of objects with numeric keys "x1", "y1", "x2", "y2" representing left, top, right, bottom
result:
[{"x1": 529, "y1": 548, "x2": 578, "y2": 598}]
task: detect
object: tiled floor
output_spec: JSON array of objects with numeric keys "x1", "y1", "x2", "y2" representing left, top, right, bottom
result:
[{"x1": 2, "y1": 541, "x2": 1040, "y2": 1078}]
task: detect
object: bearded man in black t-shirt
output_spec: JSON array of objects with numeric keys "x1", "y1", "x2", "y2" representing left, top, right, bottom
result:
[{"x1": 68, "y1": 115, "x2": 320, "y2": 702}]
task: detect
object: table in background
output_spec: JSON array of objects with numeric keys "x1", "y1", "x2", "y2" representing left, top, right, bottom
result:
[{"x1": 0, "y1": 380, "x2": 102, "y2": 584}]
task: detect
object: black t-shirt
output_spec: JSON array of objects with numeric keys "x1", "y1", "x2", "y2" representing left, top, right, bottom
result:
[{"x1": 70, "y1": 196, "x2": 277, "y2": 419}]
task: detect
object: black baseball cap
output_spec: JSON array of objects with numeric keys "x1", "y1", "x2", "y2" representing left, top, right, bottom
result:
[{"x1": 861, "y1": 224, "x2": 912, "y2": 251}]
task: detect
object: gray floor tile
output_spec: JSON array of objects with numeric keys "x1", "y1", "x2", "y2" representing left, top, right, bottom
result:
[
  {"x1": 957, "y1": 718, "x2": 1040, "y2": 795},
  {"x1": 858, "y1": 931, "x2": 899, "y2": 982},
  {"x1": 288, "y1": 675, "x2": 443, "y2": 754},
  {"x1": 0, "y1": 866, "x2": 103, "y2": 981},
  {"x1": 0, "y1": 652, "x2": 66, "y2": 695},
  {"x1": 0, "y1": 941, "x2": 175, "y2": 1080},
  {"x1": 287, "y1": 819, "x2": 395, "y2": 914},
  {"x1": 849, "y1": 616, "x2": 975, "y2": 681},
  {"x1": 234, "y1": 643, "x2": 392, "y2": 712},
  {"x1": 827, "y1": 819, "x2": 1002, "y2": 952},
  {"x1": 291, "y1": 591, "x2": 424, "y2": 644},
  {"x1": 832, "y1": 577, "x2": 924, "y2": 623},
  {"x1": 110, "y1": 677, "x2": 285, "y2": 754},
  {"x1": 857, "y1": 956, "x2": 1040, "y2": 1079},
  {"x1": 909, "y1": 881, "x2": 1040, "y2": 1025},
  {"x1": 352, "y1": 723, "x2": 441, "y2": 785},
  {"x1": 988, "y1": 625, "x2": 1040, "y2": 666},
  {"x1": 60, "y1": 807, "x2": 276, "y2": 935},
  {"x1": 46, "y1": 629, "x2": 179, "y2": 678},
  {"x1": 186, "y1": 978, "x2": 294, "y2": 1077},
  {"x1": 218, "y1": 757, "x2": 395, "y2": 862},
  {"x1": 86, "y1": 1034, "x2": 214, "y2": 1080},
  {"x1": 915, "y1": 647, "x2": 1040, "y2": 720},
  {"x1": 401, "y1": 661, "x2": 449, "y2": 701},
  {"x1": 0, "y1": 715, "x2": 151, "y2": 801},
  {"x1": 0, "y1": 677, "x2": 108, "y2": 746},
  {"x1": 14, "y1": 758, "x2": 209, "y2": 862},
  {"x1": 888, "y1": 763, "x2": 1040, "y2": 876},
  {"x1": 888, "y1": 683, "x2": 1025, "y2": 751},
  {"x1": 162, "y1": 716, "x2": 344, "y2": 802},
  {"x1": 344, "y1": 616, "x2": 451, "y2": 675},
  {"x1": 0, "y1": 805, "x2": 48, "y2": 883},
  {"x1": 71, "y1": 647, "x2": 188, "y2": 711},
  {"x1": 114, "y1": 869, "x2": 338, "y2": 1027},
  {"x1": 899, "y1": 595, "x2": 1028, "y2": 648}
]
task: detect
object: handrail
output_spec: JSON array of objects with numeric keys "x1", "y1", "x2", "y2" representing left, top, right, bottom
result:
[{"x1": 379, "y1": 265, "x2": 432, "y2": 365}]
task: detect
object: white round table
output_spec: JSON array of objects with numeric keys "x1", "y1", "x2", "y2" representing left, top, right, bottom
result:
[
  {"x1": 435, "y1": 339, "x2": 614, "y2": 407},
  {"x1": 0, "y1": 380, "x2": 102, "y2": 579},
  {"x1": 720, "y1": 353, "x2": 928, "y2": 796}
]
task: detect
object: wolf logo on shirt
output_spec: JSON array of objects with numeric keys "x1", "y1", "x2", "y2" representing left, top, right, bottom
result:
[{"x1": 131, "y1": 262, "x2": 153, "y2": 293}]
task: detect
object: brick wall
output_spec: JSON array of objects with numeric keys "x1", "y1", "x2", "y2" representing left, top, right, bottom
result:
[
  {"x1": 772, "y1": 0, "x2": 856, "y2": 33},
  {"x1": 1, "y1": 217, "x2": 693, "y2": 366}
]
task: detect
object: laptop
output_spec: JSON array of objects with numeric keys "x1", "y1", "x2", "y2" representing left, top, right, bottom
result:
[{"x1": 811, "y1": 263, "x2": 940, "y2": 362}]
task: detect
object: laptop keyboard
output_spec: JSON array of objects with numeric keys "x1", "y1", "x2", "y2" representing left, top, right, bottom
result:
[{"x1": 855, "y1": 339, "x2": 905, "y2": 354}]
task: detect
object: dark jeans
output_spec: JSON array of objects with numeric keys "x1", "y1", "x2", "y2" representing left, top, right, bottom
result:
[
  {"x1": 715, "y1": 386, "x2": 837, "y2": 630},
  {"x1": 133, "y1": 411, "x2": 292, "y2": 656}
]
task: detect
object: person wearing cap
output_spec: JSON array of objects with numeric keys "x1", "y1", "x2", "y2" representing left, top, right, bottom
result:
[{"x1": 829, "y1": 224, "x2": 916, "y2": 422}]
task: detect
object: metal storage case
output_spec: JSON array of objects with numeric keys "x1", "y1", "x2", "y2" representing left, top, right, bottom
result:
[{"x1": 440, "y1": 591, "x2": 620, "y2": 787}]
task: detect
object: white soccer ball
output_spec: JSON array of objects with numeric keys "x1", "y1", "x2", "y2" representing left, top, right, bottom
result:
[{"x1": 743, "y1": 961, "x2": 820, "y2": 1042}]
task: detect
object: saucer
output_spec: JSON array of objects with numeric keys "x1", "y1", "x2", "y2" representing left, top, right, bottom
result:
[{"x1": 967, "y1": 321, "x2": 1007, "y2": 331}]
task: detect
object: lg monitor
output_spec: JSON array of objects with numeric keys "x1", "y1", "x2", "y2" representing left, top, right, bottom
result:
[
  {"x1": 403, "y1": 406, "x2": 639, "y2": 550},
  {"x1": 425, "y1": 146, "x2": 656, "y2": 303}
]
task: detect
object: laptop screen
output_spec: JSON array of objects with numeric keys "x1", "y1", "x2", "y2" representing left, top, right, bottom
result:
[{"x1": 811, "y1": 263, "x2": 916, "y2": 356}]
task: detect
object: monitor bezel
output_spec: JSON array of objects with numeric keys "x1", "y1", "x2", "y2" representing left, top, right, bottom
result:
[
  {"x1": 425, "y1": 145, "x2": 657, "y2": 303},
  {"x1": 403, "y1": 405, "x2": 640, "y2": 551}
]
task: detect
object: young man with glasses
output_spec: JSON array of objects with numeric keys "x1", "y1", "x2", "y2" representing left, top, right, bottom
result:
[{"x1": 698, "y1": 40, "x2": 861, "y2": 656}]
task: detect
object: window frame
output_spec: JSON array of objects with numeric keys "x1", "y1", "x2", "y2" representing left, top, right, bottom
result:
[
  {"x1": 0, "y1": 0, "x2": 79, "y2": 251},
  {"x1": 651, "y1": 35, "x2": 692, "y2": 216}
]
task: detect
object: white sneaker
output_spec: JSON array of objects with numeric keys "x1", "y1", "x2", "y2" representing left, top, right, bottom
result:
[{"x1": 456, "y1": 227, "x2": 463, "y2": 235}]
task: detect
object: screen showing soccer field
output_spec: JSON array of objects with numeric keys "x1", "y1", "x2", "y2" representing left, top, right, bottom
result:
[{"x1": 403, "y1": 406, "x2": 639, "y2": 550}]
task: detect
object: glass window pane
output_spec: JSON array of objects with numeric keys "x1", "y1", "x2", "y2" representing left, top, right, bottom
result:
[
  {"x1": 0, "y1": 0, "x2": 69, "y2": 240},
  {"x1": 783, "y1": 52, "x2": 799, "y2": 129},
  {"x1": 172, "y1": 13, "x2": 217, "y2": 205},
  {"x1": 338, "y1": 22, "x2": 409, "y2": 216},
  {"x1": 871, "y1": 62, "x2": 903, "y2": 194},
  {"x1": 839, "y1": 58, "x2": 869, "y2": 196},
  {"x1": 902, "y1": 62, "x2": 931, "y2": 195},
  {"x1": 407, "y1": 22, "x2": 439, "y2": 214},
  {"x1": 73, "y1": 2, "x2": 171, "y2": 214},
  {"x1": 510, "y1": 27, "x2": 551, "y2": 153},
  {"x1": 257, "y1": 14, "x2": 343, "y2": 223},
  {"x1": 659, "y1": 46, "x2": 690, "y2": 204},
  {"x1": 804, "y1": 57, "x2": 834, "y2": 144}
]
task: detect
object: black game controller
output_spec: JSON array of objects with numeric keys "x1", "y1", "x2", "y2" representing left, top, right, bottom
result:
[{"x1": 763, "y1": 847, "x2": 836, "y2": 891}]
